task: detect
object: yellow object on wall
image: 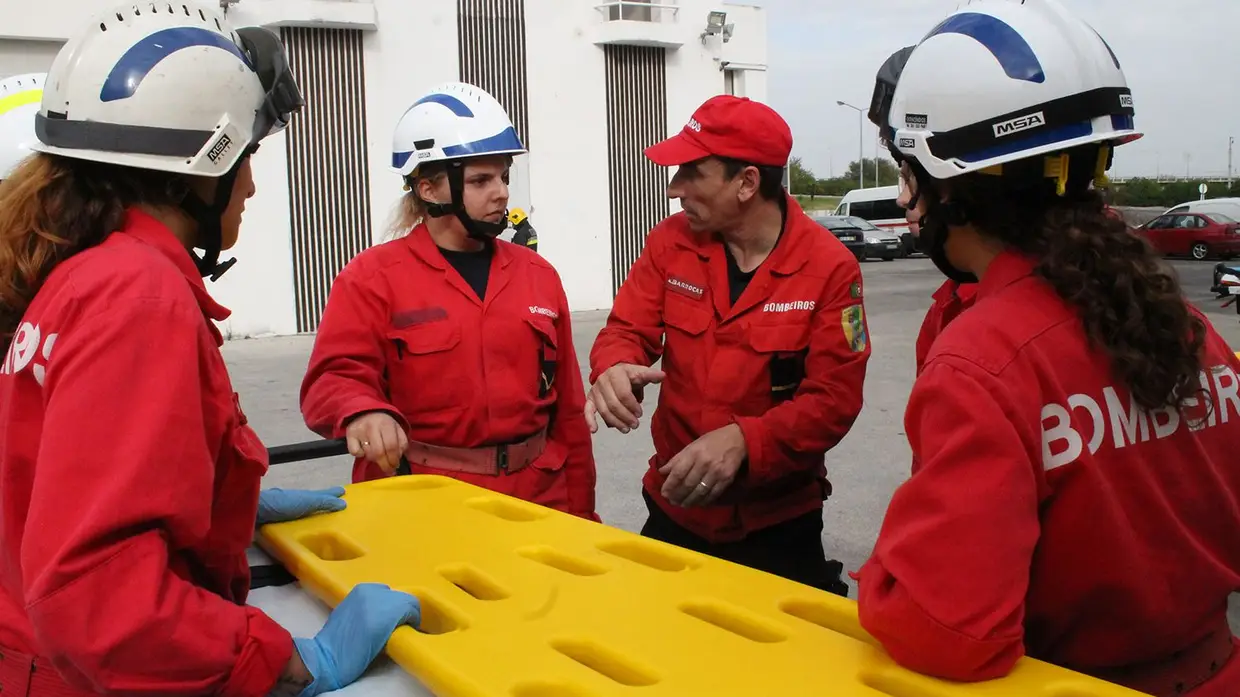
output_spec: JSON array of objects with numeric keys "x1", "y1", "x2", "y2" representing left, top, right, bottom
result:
[{"x1": 257, "y1": 475, "x2": 1149, "y2": 697}]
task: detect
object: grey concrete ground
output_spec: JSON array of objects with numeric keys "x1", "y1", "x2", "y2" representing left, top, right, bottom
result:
[{"x1": 226, "y1": 256, "x2": 1240, "y2": 631}]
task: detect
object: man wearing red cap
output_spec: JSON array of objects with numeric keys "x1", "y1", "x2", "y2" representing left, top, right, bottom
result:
[{"x1": 586, "y1": 95, "x2": 871, "y2": 595}]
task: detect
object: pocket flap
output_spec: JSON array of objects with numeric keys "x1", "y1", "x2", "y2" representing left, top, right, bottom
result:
[
  {"x1": 665, "y1": 298, "x2": 712, "y2": 336},
  {"x1": 748, "y1": 324, "x2": 810, "y2": 353},
  {"x1": 387, "y1": 319, "x2": 461, "y2": 355},
  {"x1": 524, "y1": 315, "x2": 559, "y2": 348}
]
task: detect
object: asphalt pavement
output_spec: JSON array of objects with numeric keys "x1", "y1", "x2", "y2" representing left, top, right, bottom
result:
[{"x1": 226, "y1": 255, "x2": 1240, "y2": 631}]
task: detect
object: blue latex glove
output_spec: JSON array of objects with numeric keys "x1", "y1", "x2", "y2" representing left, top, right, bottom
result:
[
  {"x1": 256, "y1": 487, "x2": 347, "y2": 526},
  {"x1": 293, "y1": 583, "x2": 422, "y2": 697}
]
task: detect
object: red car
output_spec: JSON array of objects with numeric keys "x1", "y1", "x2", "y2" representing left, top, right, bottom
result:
[{"x1": 1136, "y1": 211, "x2": 1240, "y2": 261}]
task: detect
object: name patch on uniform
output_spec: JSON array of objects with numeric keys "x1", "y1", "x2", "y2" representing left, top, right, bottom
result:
[
  {"x1": 764, "y1": 300, "x2": 815, "y2": 313},
  {"x1": 392, "y1": 306, "x2": 448, "y2": 329},
  {"x1": 667, "y1": 277, "x2": 705, "y2": 300},
  {"x1": 841, "y1": 304, "x2": 867, "y2": 353},
  {"x1": 529, "y1": 305, "x2": 558, "y2": 319}
]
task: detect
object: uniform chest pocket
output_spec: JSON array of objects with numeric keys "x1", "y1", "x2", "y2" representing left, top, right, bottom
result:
[
  {"x1": 385, "y1": 319, "x2": 464, "y2": 412},
  {"x1": 749, "y1": 325, "x2": 811, "y2": 404},
  {"x1": 525, "y1": 316, "x2": 558, "y2": 399},
  {"x1": 664, "y1": 297, "x2": 712, "y2": 337}
]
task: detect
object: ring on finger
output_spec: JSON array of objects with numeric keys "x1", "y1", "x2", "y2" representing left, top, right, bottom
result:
[
  {"x1": 361, "y1": 440, "x2": 370, "y2": 447},
  {"x1": 697, "y1": 481, "x2": 711, "y2": 490}
]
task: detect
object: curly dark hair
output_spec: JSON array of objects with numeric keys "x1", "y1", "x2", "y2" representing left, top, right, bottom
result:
[
  {"x1": 941, "y1": 144, "x2": 1207, "y2": 412},
  {"x1": 0, "y1": 153, "x2": 190, "y2": 342}
]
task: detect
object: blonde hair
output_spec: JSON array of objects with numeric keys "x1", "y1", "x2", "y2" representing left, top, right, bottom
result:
[{"x1": 384, "y1": 168, "x2": 447, "y2": 240}]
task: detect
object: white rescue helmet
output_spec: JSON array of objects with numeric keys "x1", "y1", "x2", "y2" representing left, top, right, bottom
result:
[
  {"x1": 887, "y1": 0, "x2": 1141, "y2": 182},
  {"x1": 391, "y1": 82, "x2": 526, "y2": 177},
  {"x1": 30, "y1": 1, "x2": 304, "y2": 279},
  {"x1": 0, "y1": 73, "x2": 44, "y2": 179},
  {"x1": 32, "y1": 2, "x2": 303, "y2": 178}
]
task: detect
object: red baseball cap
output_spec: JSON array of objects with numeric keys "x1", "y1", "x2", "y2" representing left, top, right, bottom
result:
[{"x1": 645, "y1": 95, "x2": 792, "y2": 168}]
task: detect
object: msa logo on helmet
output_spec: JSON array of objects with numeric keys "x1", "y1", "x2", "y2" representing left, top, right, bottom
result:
[
  {"x1": 992, "y1": 111, "x2": 1046, "y2": 138},
  {"x1": 1119, "y1": 94, "x2": 1134, "y2": 109},
  {"x1": 898, "y1": 137, "x2": 916, "y2": 149},
  {"x1": 207, "y1": 133, "x2": 233, "y2": 164}
]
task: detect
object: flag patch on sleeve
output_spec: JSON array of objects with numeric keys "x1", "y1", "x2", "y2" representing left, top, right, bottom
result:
[{"x1": 841, "y1": 304, "x2": 867, "y2": 353}]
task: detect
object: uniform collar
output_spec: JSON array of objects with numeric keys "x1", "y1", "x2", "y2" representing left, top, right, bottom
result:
[
  {"x1": 977, "y1": 248, "x2": 1038, "y2": 300},
  {"x1": 120, "y1": 208, "x2": 231, "y2": 324},
  {"x1": 405, "y1": 222, "x2": 514, "y2": 270},
  {"x1": 672, "y1": 192, "x2": 810, "y2": 276},
  {"x1": 931, "y1": 278, "x2": 979, "y2": 304}
]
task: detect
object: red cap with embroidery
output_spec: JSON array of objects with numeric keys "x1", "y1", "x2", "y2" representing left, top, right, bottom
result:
[{"x1": 645, "y1": 95, "x2": 793, "y2": 168}]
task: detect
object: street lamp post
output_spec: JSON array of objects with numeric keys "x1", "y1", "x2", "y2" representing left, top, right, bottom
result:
[
  {"x1": 1229, "y1": 137, "x2": 1234, "y2": 189},
  {"x1": 837, "y1": 100, "x2": 864, "y2": 190}
]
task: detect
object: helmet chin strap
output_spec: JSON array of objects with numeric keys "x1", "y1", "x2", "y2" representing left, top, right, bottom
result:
[
  {"x1": 184, "y1": 148, "x2": 254, "y2": 282},
  {"x1": 907, "y1": 162, "x2": 977, "y2": 285},
  {"x1": 420, "y1": 161, "x2": 508, "y2": 241}
]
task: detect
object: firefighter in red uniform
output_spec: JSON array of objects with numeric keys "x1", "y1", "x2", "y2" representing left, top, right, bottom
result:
[
  {"x1": 0, "y1": 4, "x2": 419, "y2": 696},
  {"x1": 587, "y1": 95, "x2": 870, "y2": 596},
  {"x1": 855, "y1": 2, "x2": 1240, "y2": 695},
  {"x1": 300, "y1": 83, "x2": 598, "y2": 521}
]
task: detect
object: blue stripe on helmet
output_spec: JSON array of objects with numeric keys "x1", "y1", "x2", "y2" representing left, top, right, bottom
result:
[
  {"x1": 923, "y1": 12, "x2": 1046, "y2": 84},
  {"x1": 100, "y1": 27, "x2": 250, "y2": 103},
  {"x1": 413, "y1": 93, "x2": 475, "y2": 118},
  {"x1": 441, "y1": 127, "x2": 525, "y2": 158},
  {"x1": 392, "y1": 150, "x2": 413, "y2": 170}
]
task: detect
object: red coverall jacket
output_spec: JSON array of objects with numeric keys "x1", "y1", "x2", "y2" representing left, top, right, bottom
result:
[
  {"x1": 300, "y1": 224, "x2": 597, "y2": 520},
  {"x1": 589, "y1": 194, "x2": 871, "y2": 542},
  {"x1": 0, "y1": 209, "x2": 290, "y2": 696},
  {"x1": 914, "y1": 279, "x2": 977, "y2": 374},
  {"x1": 858, "y1": 250, "x2": 1240, "y2": 695}
]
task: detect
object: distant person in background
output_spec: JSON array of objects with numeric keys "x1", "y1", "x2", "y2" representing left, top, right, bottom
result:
[
  {"x1": 0, "y1": 73, "x2": 43, "y2": 182},
  {"x1": 588, "y1": 95, "x2": 869, "y2": 596},
  {"x1": 508, "y1": 207, "x2": 538, "y2": 252},
  {"x1": 300, "y1": 82, "x2": 598, "y2": 521},
  {"x1": 854, "y1": 2, "x2": 1240, "y2": 695}
]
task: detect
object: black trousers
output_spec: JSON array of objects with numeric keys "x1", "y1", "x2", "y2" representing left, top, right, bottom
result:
[{"x1": 640, "y1": 490, "x2": 849, "y2": 597}]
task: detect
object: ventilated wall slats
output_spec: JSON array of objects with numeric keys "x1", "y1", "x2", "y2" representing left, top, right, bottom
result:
[
  {"x1": 281, "y1": 27, "x2": 372, "y2": 334},
  {"x1": 604, "y1": 45, "x2": 669, "y2": 296},
  {"x1": 457, "y1": 0, "x2": 530, "y2": 148}
]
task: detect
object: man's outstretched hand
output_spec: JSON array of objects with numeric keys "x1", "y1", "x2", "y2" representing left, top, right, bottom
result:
[{"x1": 584, "y1": 363, "x2": 666, "y2": 434}]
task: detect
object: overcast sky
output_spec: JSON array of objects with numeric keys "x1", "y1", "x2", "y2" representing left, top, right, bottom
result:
[{"x1": 747, "y1": 0, "x2": 1238, "y2": 180}]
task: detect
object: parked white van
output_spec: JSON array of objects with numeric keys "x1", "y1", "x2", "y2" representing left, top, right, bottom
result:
[
  {"x1": 834, "y1": 185, "x2": 914, "y2": 256},
  {"x1": 1164, "y1": 197, "x2": 1240, "y2": 222}
]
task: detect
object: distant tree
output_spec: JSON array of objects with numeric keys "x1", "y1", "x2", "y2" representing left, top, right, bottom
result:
[
  {"x1": 844, "y1": 158, "x2": 900, "y2": 187},
  {"x1": 788, "y1": 156, "x2": 818, "y2": 198}
]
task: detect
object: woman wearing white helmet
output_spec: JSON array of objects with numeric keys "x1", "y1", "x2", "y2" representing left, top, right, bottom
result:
[
  {"x1": 300, "y1": 82, "x2": 598, "y2": 521},
  {"x1": 855, "y1": 1, "x2": 1240, "y2": 694},
  {"x1": 0, "y1": 72, "x2": 44, "y2": 181},
  {"x1": 0, "y1": 3, "x2": 419, "y2": 696}
]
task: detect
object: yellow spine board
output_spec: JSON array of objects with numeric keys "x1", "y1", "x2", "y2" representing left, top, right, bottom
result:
[{"x1": 257, "y1": 475, "x2": 1148, "y2": 697}]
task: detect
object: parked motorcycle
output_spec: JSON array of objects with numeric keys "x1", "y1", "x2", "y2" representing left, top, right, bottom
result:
[{"x1": 1212, "y1": 262, "x2": 1240, "y2": 318}]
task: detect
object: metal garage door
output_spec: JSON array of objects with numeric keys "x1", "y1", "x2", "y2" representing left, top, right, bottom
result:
[{"x1": 280, "y1": 27, "x2": 373, "y2": 334}]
